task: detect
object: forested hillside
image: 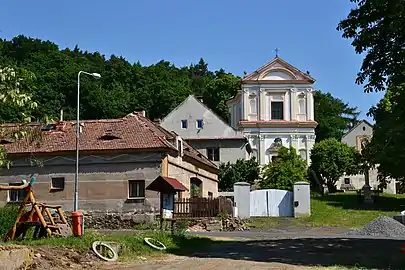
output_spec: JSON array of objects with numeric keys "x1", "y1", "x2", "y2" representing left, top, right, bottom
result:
[{"x1": 0, "y1": 35, "x2": 358, "y2": 141}]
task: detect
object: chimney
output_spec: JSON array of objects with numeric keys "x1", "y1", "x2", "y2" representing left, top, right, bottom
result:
[
  {"x1": 154, "y1": 118, "x2": 161, "y2": 124},
  {"x1": 135, "y1": 110, "x2": 146, "y2": 117},
  {"x1": 60, "y1": 109, "x2": 64, "y2": 121}
]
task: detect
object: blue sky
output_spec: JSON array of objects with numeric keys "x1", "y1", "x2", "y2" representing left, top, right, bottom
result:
[{"x1": 0, "y1": 0, "x2": 383, "y2": 121}]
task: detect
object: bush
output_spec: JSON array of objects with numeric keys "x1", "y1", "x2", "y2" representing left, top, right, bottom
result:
[
  {"x1": 260, "y1": 147, "x2": 308, "y2": 191},
  {"x1": 0, "y1": 205, "x2": 19, "y2": 237}
]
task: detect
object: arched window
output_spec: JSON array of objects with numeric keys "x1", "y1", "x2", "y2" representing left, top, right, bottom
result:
[{"x1": 190, "y1": 178, "x2": 202, "y2": 197}]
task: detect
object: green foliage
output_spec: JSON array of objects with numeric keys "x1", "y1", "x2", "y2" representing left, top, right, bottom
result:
[
  {"x1": 337, "y1": 0, "x2": 405, "y2": 92},
  {"x1": 218, "y1": 157, "x2": 260, "y2": 192},
  {"x1": 0, "y1": 36, "x2": 240, "y2": 123},
  {"x1": 310, "y1": 139, "x2": 361, "y2": 192},
  {"x1": 365, "y1": 84, "x2": 405, "y2": 182},
  {"x1": 260, "y1": 147, "x2": 308, "y2": 191},
  {"x1": 314, "y1": 91, "x2": 360, "y2": 142},
  {"x1": 0, "y1": 206, "x2": 18, "y2": 237}
]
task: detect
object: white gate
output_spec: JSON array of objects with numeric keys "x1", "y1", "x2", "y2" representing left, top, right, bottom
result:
[{"x1": 250, "y1": 189, "x2": 293, "y2": 217}]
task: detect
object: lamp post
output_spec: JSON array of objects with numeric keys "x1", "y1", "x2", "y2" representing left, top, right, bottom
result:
[{"x1": 74, "y1": 71, "x2": 101, "y2": 212}]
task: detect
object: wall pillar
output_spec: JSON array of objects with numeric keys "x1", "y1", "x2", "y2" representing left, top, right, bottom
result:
[
  {"x1": 242, "y1": 89, "x2": 248, "y2": 120},
  {"x1": 293, "y1": 182, "x2": 311, "y2": 218},
  {"x1": 259, "y1": 89, "x2": 266, "y2": 120},
  {"x1": 306, "y1": 88, "x2": 314, "y2": 121},
  {"x1": 290, "y1": 88, "x2": 297, "y2": 120},
  {"x1": 233, "y1": 182, "x2": 251, "y2": 219},
  {"x1": 259, "y1": 135, "x2": 266, "y2": 165}
]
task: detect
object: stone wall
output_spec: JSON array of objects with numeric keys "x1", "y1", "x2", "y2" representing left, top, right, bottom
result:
[{"x1": 65, "y1": 210, "x2": 159, "y2": 229}]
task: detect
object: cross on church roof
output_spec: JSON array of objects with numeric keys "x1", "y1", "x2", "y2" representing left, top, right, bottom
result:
[{"x1": 275, "y1": 48, "x2": 279, "y2": 57}]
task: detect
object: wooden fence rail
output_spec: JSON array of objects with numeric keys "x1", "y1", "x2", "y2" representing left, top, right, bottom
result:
[{"x1": 173, "y1": 197, "x2": 233, "y2": 218}]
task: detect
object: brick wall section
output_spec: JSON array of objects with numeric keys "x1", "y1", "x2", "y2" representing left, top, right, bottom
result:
[
  {"x1": 0, "y1": 152, "x2": 163, "y2": 211},
  {"x1": 167, "y1": 155, "x2": 218, "y2": 198}
]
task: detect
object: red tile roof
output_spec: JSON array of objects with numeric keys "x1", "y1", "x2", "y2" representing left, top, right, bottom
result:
[
  {"x1": 1, "y1": 112, "x2": 218, "y2": 170},
  {"x1": 161, "y1": 176, "x2": 188, "y2": 191}
]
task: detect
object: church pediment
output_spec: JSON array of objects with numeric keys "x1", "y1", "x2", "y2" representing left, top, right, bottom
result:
[{"x1": 242, "y1": 57, "x2": 315, "y2": 83}]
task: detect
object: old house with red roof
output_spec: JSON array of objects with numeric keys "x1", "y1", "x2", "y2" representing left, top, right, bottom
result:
[{"x1": 0, "y1": 111, "x2": 218, "y2": 213}]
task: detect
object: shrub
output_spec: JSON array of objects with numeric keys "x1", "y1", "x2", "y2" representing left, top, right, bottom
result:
[{"x1": 0, "y1": 205, "x2": 19, "y2": 237}]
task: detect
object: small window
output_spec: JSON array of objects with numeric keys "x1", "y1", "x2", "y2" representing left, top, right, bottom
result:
[
  {"x1": 196, "y1": 119, "x2": 204, "y2": 129},
  {"x1": 271, "y1": 101, "x2": 284, "y2": 120},
  {"x1": 344, "y1": 178, "x2": 350, "y2": 184},
  {"x1": 181, "y1": 119, "x2": 188, "y2": 129},
  {"x1": 271, "y1": 155, "x2": 279, "y2": 162},
  {"x1": 51, "y1": 177, "x2": 65, "y2": 190},
  {"x1": 128, "y1": 180, "x2": 145, "y2": 199},
  {"x1": 363, "y1": 126, "x2": 366, "y2": 131},
  {"x1": 207, "y1": 147, "x2": 220, "y2": 161},
  {"x1": 208, "y1": 192, "x2": 213, "y2": 199},
  {"x1": 8, "y1": 183, "x2": 28, "y2": 202}
]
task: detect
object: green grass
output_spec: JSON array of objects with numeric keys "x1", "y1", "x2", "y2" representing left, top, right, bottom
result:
[
  {"x1": 0, "y1": 230, "x2": 216, "y2": 261},
  {"x1": 248, "y1": 193, "x2": 405, "y2": 229}
]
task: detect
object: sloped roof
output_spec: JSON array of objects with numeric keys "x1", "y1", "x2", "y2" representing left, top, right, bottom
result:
[
  {"x1": 0, "y1": 112, "x2": 218, "y2": 170},
  {"x1": 161, "y1": 95, "x2": 245, "y2": 139},
  {"x1": 341, "y1": 119, "x2": 374, "y2": 140},
  {"x1": 242, "y1": 56, "x2": 315, "y2": 83}
]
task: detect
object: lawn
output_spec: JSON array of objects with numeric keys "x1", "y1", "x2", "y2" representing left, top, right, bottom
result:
[{"x1": 248, "y1": 192, "x2": 405, "y2": 229}]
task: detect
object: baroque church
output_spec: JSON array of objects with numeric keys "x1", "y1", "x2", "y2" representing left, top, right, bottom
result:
[{"x1": 227, "y1": 57, "x2": 317, "y2": 166}]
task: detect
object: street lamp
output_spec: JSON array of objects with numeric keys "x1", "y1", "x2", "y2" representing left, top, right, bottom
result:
[{"x1": 74, "y1": 71, "x2": 101, "y2": 212}]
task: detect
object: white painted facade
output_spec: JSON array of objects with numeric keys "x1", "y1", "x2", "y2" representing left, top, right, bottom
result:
[{"x1": 227, "y1": 57, "x2": 317, "y2": 166}]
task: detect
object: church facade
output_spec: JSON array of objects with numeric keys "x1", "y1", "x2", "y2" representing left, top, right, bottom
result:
[{"x1": 227, "y1": 57, "x2": 317, "y2": 166}]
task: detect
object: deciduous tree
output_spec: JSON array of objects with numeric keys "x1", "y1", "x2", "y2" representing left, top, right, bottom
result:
[
  {"x1": 260, "y1": 147, "x2": 308, "y2": 191},
  {"x1": 218, "y1": 158, "x2": 260, "y2": 192},
  {"x1": 310, "y1": 138, "x2": 361, "y2": 192}
]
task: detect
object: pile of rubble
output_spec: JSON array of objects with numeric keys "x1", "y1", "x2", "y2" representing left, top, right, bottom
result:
[
  {"x1": 221, "y1": 216, "x2": 249, "y2": 231},
  {"x1": 185, "y1": 217, "x2": 249, "y2": 232},
  {"x1": 346, "y1": 216, "x2": 405, "y2": 238}
]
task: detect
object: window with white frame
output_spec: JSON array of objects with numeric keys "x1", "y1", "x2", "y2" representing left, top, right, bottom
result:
[
  {"x1": 181, "y1": 119, "x2": 188, "y2": 129},
  {"x1": 8, "y1": 183, "x2": 28, "y2": 202},
  {"x1": 206, "y1": 147, "x2": 220, "y2": 161},
  {"x1": 196, "y1": 119, "x2": 204, "y2": 129},
  {"x1": 128, "y1": 180, "x2": 145, "y2": 199},
  {"x1": 51, "y1": 177, "x2": 65, "y2": 191}
]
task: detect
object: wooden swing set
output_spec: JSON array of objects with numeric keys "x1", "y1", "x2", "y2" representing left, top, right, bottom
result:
[{"x1": 0, "y1": 174, "x2": 72, "y2": 242}]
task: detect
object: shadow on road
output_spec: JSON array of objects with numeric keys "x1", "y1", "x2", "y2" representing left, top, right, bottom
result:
[{"x1": 170, "y1": 237, "x2": 405, "y2": 269}]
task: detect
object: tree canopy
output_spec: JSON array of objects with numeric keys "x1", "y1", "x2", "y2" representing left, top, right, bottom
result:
[
  {"x1": 338, "y1": 0, "x2": 405, "y2": 93},
  {"x1": 0, "y1": 35, "x2": 358, "y2": 145},
  {"x1": 310, "y1": 138, "x2": 361, "y2": 192},
  {"x1": 314, "y1": 91, "x2": 359, "y2": 142},
  {"x1": 218, "y1": 158, "x2": 260, "y2": 192},
  {"x1": 338, "y1": 0, "x2": 405, "y2": 183},
  {"x1": 260, "y1": 147, "x2": 308, "y2": 191}
]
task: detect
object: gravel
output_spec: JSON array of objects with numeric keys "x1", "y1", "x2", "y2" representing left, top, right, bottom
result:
[{"x1": 346, "y1": 216, "x2": 405, "y2": 238}]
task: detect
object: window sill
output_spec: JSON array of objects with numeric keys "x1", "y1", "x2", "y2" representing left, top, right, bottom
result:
[
  {"x1": 50, "y1": 188, "x2": 64, "y2": 192},
  {"x1": 127, "y1": 196, "x2": 145, "y2": 199}
]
